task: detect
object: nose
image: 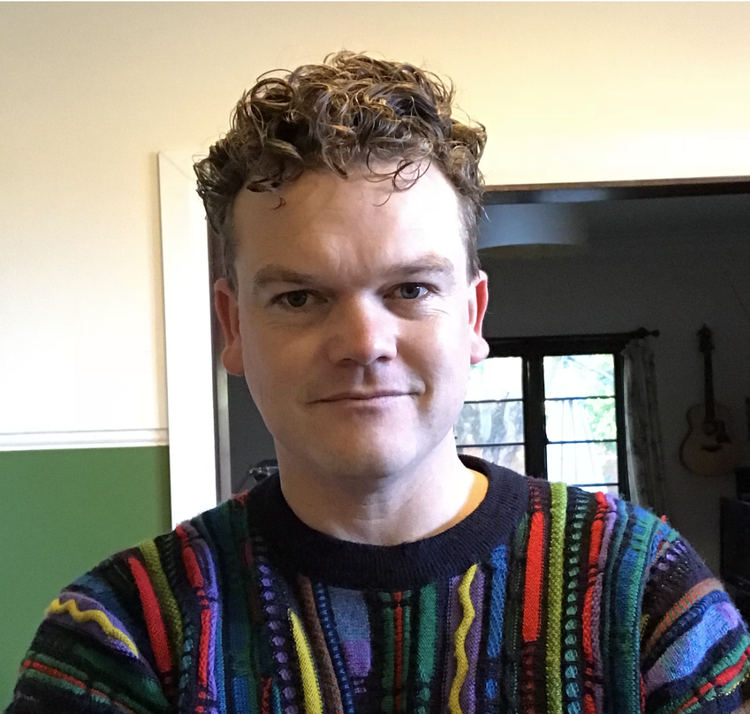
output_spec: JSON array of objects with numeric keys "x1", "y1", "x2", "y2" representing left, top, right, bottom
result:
[{"x1": 325, "y1": 296, "x2": 398, "y2": 366}]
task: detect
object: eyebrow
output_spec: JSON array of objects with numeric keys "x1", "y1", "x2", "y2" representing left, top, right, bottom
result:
[
  {"x1": 390, "y1": 255, "x2": 456, "y2": 278},
  {"x1": 253, "y1": 266, "x2": 319, "y2": 291},
  {"x1": 252, "y1": 254, "x2": 456, "y2": 292}
]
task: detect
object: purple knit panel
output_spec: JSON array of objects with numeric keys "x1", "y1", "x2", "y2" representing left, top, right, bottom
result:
[
  {"x1": 254, "y1": 539, "x2": 299, "y2": 714},
  {"x1": 328, "y1": 587, "x2": 371, "y2": 682},
  {"x1": 53, "y1": 591, "x2": 142, "y2": 662},
  {"x1": 441, "y1": 574, "x2": 462, "y2": 706},
  {"x1": 459, "y1": 567, "x2": 485, "y2": 714}
]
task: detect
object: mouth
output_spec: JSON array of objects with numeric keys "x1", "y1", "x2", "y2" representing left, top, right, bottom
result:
[{"x1": 317, "y1": 391, "x2": 411, "y2": 403}]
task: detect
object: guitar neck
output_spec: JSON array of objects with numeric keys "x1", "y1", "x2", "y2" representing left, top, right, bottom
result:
[
  {"x1": 700, "y1": 326, "x2": 716, "y2": 422},
  {"x1": 704, "y1": 344, "x2": 716, "y2": 421}
]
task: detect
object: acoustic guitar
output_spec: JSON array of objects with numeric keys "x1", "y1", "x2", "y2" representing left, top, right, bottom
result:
[{"x1": 679, "y1": 325, "x2": 740, "y2": 477}]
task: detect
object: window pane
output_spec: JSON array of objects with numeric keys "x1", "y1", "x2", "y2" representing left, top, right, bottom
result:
[
  {"x1": 544, "y1": 354, "x2": 614, "y2": 399},
  {"x1": 464, "y1": 357, "x2": 523, "y2": 401},
  {"x1": 577, "y1": 484, "x2": 620, "y2": 497},
  {"x1": 546, "y1": 441, "x2": 618, "y2": 487},
  {"x1": 454, "y1": 400, "x2": 524, "y2": 445},
  {"x1": 545, "y1": 397, "x2": 616, "y2": 442},
  {"x1": 458, "y1": 445, "x2": 525, "y2": 473}
]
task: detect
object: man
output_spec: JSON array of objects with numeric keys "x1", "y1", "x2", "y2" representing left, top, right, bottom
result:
[{"x1": 7, "y1": 52, "x2": 750, "y2": 714}]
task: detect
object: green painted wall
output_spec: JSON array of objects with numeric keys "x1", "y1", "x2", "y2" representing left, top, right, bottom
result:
[{"x1": 0, "y1": 446, "x2": 171, "y2": 708}]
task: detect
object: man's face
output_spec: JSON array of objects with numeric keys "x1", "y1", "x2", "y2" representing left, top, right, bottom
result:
[{"x1": 214, "y1": 164, "x2": 489, "y2": 483}]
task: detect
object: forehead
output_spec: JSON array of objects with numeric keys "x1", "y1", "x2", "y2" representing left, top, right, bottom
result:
[{"x1": 231, "y1": 164, "x2": 465, "y2": 271}]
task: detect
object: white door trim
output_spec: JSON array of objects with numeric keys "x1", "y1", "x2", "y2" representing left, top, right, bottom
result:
[{"x1": 158, "y1": 151, "x2": 218, "y2": 527}]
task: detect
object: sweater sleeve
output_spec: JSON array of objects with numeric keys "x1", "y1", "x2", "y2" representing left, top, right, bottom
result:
[
  {"x1": 4, "y1": 547, "x2": 175, "y2": 714},
  {"x1": 640, "y1": 534, "x2": 750, "y2": 714}
]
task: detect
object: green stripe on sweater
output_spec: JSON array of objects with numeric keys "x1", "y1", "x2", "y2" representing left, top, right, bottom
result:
[{"x1": 546, "y1": 481, "x2": 568, "y2": 714}]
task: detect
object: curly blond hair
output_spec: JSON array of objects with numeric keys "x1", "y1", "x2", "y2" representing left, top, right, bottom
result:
[{"x1": 194, "y1": 52, "x2": 487, "y2": 290}]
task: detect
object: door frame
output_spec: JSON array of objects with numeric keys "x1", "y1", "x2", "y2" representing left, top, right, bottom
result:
[{"x1": 160, "y1": 168, "x2": 750, "y2": 524}]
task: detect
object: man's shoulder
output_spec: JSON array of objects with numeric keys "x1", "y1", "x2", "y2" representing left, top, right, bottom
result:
[
  {"x1": 73, "y1": 492, "x2": 244, "y2": 578},
  {"x1": 8, "y1": 493, "x2": 257, "y2": 712},
  {"x1": 41, "y1": 491, "x2": 254, "y2": 642},
  {"x1": 469, "y1": 454, "x2": 674, "y2": 540}
]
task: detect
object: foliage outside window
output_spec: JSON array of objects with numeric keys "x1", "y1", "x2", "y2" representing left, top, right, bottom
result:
[{"x1": 455, "y1": 336, "x2": 629, "y2": 499}]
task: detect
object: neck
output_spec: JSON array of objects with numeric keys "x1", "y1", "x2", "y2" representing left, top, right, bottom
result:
[{"x1": 275, "y1": 439, "x2": 478, "y2": 546}]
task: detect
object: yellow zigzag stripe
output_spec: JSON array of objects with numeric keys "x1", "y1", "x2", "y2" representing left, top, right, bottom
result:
[
  {"x1": 46, "y1": 598, "x2": 139, "y2": 657},
  {"x1": 449, "y1": 564, "x2": 477, "y2": 714},
  {"x1": 289, "y1": 609, "x2": 324, "y2": 714}
]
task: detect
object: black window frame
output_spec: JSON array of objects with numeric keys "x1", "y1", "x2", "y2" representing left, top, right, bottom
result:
[{"x1": 485, "y1": 332, "x2": 638, "y2": 500}]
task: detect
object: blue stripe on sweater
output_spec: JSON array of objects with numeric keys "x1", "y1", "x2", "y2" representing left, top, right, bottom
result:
[{"x1": 644, "y1": 601, "x2": 743, "y2": 689}]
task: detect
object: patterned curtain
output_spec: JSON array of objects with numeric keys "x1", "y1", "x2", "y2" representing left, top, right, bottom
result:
[{"x1": 623, "y1": 339, "x2": 668, "y2": 515}]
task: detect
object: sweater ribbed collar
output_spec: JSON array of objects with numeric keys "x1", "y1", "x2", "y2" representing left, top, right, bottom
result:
[{"x1": 247, "y1": 456, "x2": 529, "y2": 591}]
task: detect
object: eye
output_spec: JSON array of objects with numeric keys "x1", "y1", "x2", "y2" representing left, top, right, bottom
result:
[
  {"x1": 397, "y1": 283, "x2": 428, "y2": 300},
  {"x1": 281, "y1": 290, "x2": 309, "y2": 308}
]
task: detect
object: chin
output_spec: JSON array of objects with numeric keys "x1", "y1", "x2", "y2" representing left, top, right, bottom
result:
[{"x1": 309, "y1": 442, "x2": 422, "y2": 484}]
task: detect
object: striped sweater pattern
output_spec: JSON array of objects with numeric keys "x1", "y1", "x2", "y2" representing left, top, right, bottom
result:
[{"x1": 6, "y1": 458, "x2": 750, "y2": 714}]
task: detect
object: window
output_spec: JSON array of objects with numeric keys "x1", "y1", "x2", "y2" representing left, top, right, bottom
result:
[{"x1": 455, "y1": 335, "x2": 630, "y2": 499}]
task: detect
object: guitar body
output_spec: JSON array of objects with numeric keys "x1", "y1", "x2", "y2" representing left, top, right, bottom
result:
[{"x1": 680, "y1": 402, "x2": 740, "y2": 477}]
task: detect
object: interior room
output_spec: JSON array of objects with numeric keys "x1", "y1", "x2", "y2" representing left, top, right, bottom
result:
[
  {"x1": 221, "y1": 186, "x2": 750, "y2": 574},
  {"x1": 2, "y1": 2, "x2": 750, "y2": 704}
]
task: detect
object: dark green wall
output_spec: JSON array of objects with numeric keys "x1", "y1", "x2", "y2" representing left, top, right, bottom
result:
[{"x1": 0, "y1": 446, "x2": 171, "y2": 708}]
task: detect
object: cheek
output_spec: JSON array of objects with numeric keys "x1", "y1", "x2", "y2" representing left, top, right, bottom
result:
[
  {"x1": 242, "y1": 335, "x2": 308, "y2": 403},
  {"x1": 405, "y1": 310, "x2": 471, "y2": 364},
  {"x1": 404, "y1": 342, "x2": 468, "y2": 397},
  {"x1": 241, "y1": 343, "x2": 281, "y2": 404}
]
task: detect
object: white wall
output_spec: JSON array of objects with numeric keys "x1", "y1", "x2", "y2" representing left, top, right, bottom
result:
[
  {"x1": 2, "y1": 2, "x2": 750, "y2": 448},
  {"x1": 483, "y1": 224, "x2": 750, "y2": 571}
]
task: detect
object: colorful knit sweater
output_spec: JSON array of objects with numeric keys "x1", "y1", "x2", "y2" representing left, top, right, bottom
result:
[{"x1": 6, "y1": 457, "x2": 750, "y2": 714}]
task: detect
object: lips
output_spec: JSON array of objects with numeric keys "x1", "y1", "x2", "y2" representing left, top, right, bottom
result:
[{"x1": 318, "y1": 390, "x2": 410, "y2": 402}]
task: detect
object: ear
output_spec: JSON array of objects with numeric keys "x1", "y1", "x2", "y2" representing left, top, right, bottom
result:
[
  {"x1": 213, "y1": 278, "x2": 245, "y2": 376},
  {"x1": 468, "y1": 270, "x2": 490, "y2": 365}
]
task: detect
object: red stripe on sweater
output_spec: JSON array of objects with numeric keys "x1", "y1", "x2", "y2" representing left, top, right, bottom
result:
[
  {"x1": 394, "y1": 591, "x2": 403, "y2": 710},
  {"x1": 584, "y1": 693, "x2": 596, "y2": 714},
  {"x1": 23, "y1": 659, "x2": 86, "y2": 690},
  {"x1": 176, "y1": 525, "x2": 210, "y2": 690},
  {"x1": 261, "y1": 676, "x2": 273, "y2": 714},
  {"x1": 673, "y1": 647, "x2": 750, "y2": 713},
  {"x1": 127, "y1": 557, "x2": 172, "y2": 676},
  {"x1": 22, "y1": 660, "x2": 138, "y2": 714},
  {"x1": 199, "y1": 607, "x2": 211, "y2": 689},
  {"x1": 714, "y1": 647, "x2": 749, "y2": 686},
  {"x1": 523, "y1": 510, "x2": 545, "y2": 643},
  {"x1": 176, "y1": 525, "x2": 205, "y2": 589},
  {"x1": 582, "y1": 492, "x2": 607, "y2": 662}
]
